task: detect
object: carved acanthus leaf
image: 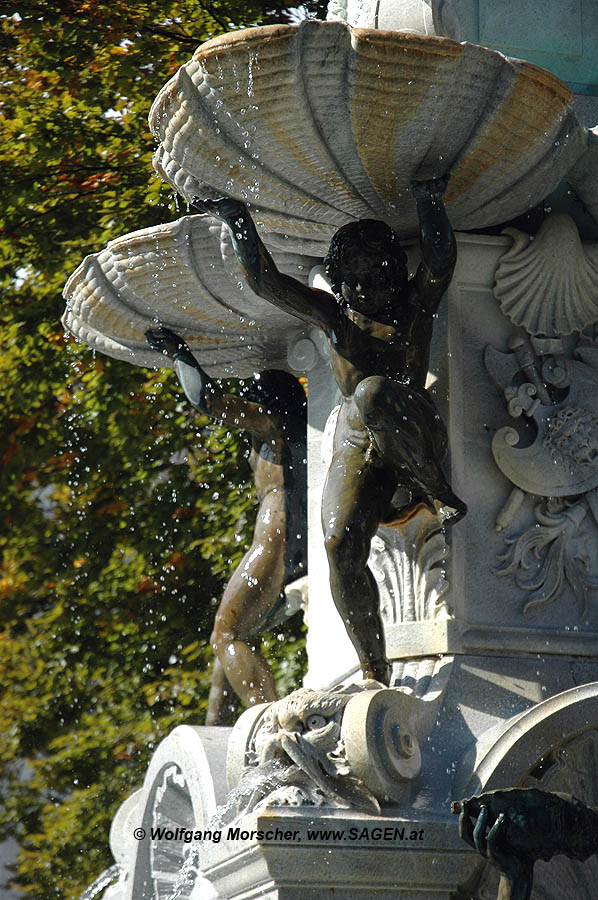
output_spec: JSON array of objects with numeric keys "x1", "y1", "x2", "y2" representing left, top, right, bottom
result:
[
  {"x1": 371, "y1": 516, "x2": 450, "y2": 625},
  {"x1": 494, "y1": 494, "x2": 598, "y2": 615}
]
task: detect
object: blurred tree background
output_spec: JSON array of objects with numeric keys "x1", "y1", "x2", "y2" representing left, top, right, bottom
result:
[{"x1": 0, "y1": 2, "x2": 325, "y2": 897}]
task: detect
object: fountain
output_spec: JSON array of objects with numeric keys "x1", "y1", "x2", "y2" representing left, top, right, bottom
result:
[{"x1": 63, "y1": 1, "x2": 598, "y2": 897}]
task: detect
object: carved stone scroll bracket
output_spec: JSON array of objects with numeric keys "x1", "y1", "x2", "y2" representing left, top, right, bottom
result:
[
  {"x1": 454, "y1": 681, "x2": 598, "y2": 802},
  {"x1": 391, "y1": 655, "x2": 455, "y2": 746},
  {"x1": 340, "y1": 688, "x2": 422, "y2": 803},
  {"x1": 223, "y1": 687, "x2": 422, "y2": 823}
]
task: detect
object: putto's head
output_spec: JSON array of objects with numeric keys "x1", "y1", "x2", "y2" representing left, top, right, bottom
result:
[
  {"x1": 242, "y1": 369, "x2": 306, "y2": 439},
  {"x1": 324, "y1": 220, "x2": 408, "y2": 314}
]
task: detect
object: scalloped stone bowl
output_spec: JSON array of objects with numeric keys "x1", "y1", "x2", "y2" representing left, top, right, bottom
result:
[
  {"x1": 149, "y1": 20, "x2": 586, "y2": 256},
  {"x1": 62, "y1": 215, "x2": 316, "y2": 375}
]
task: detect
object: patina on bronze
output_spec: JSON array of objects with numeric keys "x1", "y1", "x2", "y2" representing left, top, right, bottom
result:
[
  {"x1": 190, "y1": 179, "x2": 465, "y2": 684},
  {"x1": 146, "y1": 328, "x2": 306, "y2": 724},
  {"x1": 454, "y1": 787, "x2": 598, "y2": 900}
]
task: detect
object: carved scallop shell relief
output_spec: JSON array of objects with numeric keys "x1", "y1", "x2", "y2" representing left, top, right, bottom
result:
[{"x1": 494, "y1": 214, "x2": 598, "y2": 337}]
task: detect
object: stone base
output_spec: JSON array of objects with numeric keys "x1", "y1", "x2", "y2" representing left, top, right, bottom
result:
[
  {"x1": 201, "y1": 810, "x2": 475, "y2": 900},
  {"x1": 101, "y1": 680, "x2": 598, "y2": 900}
]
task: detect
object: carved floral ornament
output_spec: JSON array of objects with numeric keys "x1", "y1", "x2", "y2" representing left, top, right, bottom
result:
[{"x1": 487, "y1": 215, "x2": 598, "y2": 616}]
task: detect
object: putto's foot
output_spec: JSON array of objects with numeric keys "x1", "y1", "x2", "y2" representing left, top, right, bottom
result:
[
  {"x1": 434, "y1": 490, "x2": 467, "y2": 525},
  {"x1": 362, "y1": 658, "x2": 392, "y2": 686}
]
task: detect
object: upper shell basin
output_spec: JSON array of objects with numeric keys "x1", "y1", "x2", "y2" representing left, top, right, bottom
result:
[{"x1": 149, "y1": 21, "x2": 585, "y2": 255}]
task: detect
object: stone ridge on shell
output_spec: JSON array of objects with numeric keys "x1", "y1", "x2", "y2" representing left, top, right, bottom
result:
[
  {"x1": 62, "y1": 215, "x2": 316, "y2": 375},
  {"x1": 149, "y1": 20, "x2": 585, "y2": 256}
]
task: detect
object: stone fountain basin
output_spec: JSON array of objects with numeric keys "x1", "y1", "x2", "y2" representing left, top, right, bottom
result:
[
  {"x1": 149, "y1": 20, "x2": 586, "y2": 256},
  {"x1": 62, "y1": 215, "x2": 318, "y2": 374}
]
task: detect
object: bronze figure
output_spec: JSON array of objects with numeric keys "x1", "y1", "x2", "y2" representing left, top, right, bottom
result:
[
  {"x1": 454, "y1": 787, "x2": 598, "y2": 899},
  {"x1": 146, "y1": 328, "x2": 306, "y2": 724},
  {"x1": 191, "y1": 178, "x2": 465, "y2": 684}
]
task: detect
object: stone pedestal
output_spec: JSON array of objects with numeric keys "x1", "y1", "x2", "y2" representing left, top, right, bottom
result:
[{"x1": 200, "y1": 810, "x2": 475, "y2": 900}]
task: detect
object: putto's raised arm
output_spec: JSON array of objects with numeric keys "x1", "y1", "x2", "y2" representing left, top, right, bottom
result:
[
  {"x1": 191, "y1": 196, "x2": 338, "y2": 333},
  {"x1": 412, "y1": 177, "x2": 457, "y2": 276},
  {"x1": 146, "y1": 327, "x2": 217, "y2": 415},
  {"x1": 409, "y1": 177, "x2": 457, "y2": 314},
  {"x1": 146, "y1": 327, "x2": 279, "y2": 440}
]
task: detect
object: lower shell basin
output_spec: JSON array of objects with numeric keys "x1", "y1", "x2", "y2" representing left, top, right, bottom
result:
[
  {"x1": 149, "y1": 20, "x2": 586, "y2": 256},
  {"x1": 62, "y1": 215, "x2": 318, "y2": 375}
]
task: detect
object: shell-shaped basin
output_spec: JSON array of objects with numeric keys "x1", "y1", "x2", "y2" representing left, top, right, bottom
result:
[
  {"x1": 149, "y1": 21, "x2": 585, "y2": 256},
  {"x1": 62, "y1": 215, "x2": 317, "y2": 375}
]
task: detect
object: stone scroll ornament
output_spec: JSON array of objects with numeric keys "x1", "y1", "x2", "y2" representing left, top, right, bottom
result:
[
  {"x1": 485, "y1": 215, "x2": 598, "y2": 616},
  {"x1": 218, "y1": 687, "x2": 421, "y2": 824}
]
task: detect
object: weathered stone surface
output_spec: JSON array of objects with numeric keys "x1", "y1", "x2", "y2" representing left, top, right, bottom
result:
[
  {"x1": 223, "y1": 686, "x2": 421, "y2": 819},
  {"x1": 200, "y1": 809, "x2": 475, "y2": 900},
  {"x1": 432, "y1": 0, "x2": 598, "y2": 95},
  {"x1": 493, "y1": 215, "x2": 598, "y2": 337},
  {"x1": 149, "y1": 21, "x2": 585, "y2": 256},
  {"x1": 62, "y1": 215, "x2": 318, "y2": 374}
]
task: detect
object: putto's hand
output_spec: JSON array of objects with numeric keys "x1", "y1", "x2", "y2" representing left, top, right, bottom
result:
[
  {"x1": 411, "y1": 175, "x2": 450, "y2": 201},
  {"x1": 145, "y1": 326, "x2": 191, "y2": 360},
  {"x1": 457, "y1": 797, "x2": 533, "y2": 898},
  {"x1": 190, "y1": 193, "x2": 246, "y2": 220}
]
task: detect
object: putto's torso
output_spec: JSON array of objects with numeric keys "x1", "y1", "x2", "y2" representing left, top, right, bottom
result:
[{"x1": 328, "y1": 297, "x2": 433, "y2": 398}]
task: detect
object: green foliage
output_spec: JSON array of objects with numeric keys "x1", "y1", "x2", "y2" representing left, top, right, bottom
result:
[{"x1": 0, "y1": 2, "x2": 316, "y2": 897}]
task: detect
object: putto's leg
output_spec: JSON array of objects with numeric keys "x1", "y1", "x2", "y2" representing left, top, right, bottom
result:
[
  {"x1": 205, "y1": 658, "x2": 238, "y2": 726},
  {"x1": 322, "y1": 441, "x2": 394, "y2": 684},
  {"x1": 354, "y1": 376, "x2": 467, "y2": 524},
  {"x1": 210, "y1": 492, "x2": 286, "y2": 708}
]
